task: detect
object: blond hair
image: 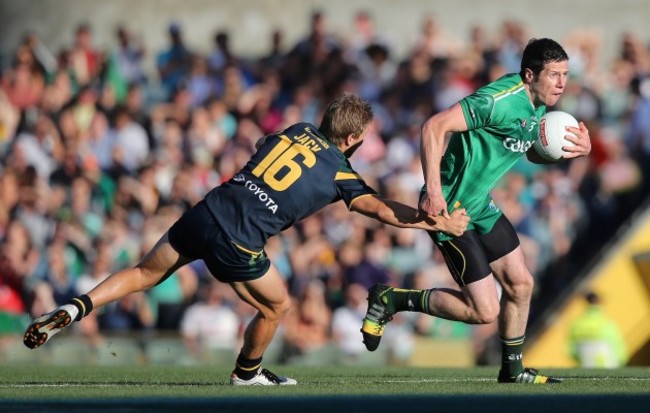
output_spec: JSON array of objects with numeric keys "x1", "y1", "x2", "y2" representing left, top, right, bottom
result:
[{"x1": 318, "y1": 94, "x2": 373, "y2": 145}]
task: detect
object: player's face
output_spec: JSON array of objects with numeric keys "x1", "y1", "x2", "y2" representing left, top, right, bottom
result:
[{"x1": 531, "y1": 60, "x2": 569, "y2": 107}]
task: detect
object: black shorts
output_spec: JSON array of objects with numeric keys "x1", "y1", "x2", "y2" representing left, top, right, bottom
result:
[
  {"x1": 430, "y1": 215, "x2": 520, "y2": 287},
  {"x1": 168, "y1": 201, "x2": 271, "y2": 283}
]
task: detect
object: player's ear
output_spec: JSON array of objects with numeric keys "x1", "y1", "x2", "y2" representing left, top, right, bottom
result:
[{"x1": 523, "y1": 68, "x2": 534, "y2": 83}]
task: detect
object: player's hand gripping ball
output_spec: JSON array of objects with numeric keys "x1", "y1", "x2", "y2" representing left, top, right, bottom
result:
[{"x1": 533, "y1": 111, "x2": 579, "y2": 161}]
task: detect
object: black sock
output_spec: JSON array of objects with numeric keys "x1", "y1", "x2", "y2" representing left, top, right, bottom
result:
[
  {"x1": 388, "y1": 288, "x2": 431, "y2": 313},
  {"x1": 233, "y1": 353, "x2": 263, "y2": 380},
  {"x1": 68, "y1": 294, "x2": 94, "y2": 321},
  {"x1": 500, "y1": 335, "x2": 525, "y2": 377}
]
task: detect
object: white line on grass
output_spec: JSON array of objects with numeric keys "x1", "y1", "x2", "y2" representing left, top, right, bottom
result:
[
  {"x1": 3, "y1": 384, "x2": 125, "y2": 388},
  {"x1": 2, "y1": 376, "x2": 649, "y2": 388},
  {"x1": 381, "y1": 377, "x2": 650, "y2": 383}
]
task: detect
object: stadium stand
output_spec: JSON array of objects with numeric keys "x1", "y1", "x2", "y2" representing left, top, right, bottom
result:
[{"x1": 1, "y1": 6, "x2": 648, "y2": 367}]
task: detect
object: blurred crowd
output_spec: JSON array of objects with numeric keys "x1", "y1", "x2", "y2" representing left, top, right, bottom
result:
[{"x1": 1, "y1": 10, "x2": 649, "y2": 365}]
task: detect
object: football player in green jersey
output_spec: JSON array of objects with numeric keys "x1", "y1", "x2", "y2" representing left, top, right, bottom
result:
[
  {"x1": 23, "y1": 94, "x2": 469, "y2": 386},
  {"x1": 361, "y1": 38, "x2": 592, "y2": 383}
]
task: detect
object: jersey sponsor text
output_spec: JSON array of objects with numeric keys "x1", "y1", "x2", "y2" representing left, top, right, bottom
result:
[
  {"x1": 242, "y1": 179, "x2": 278, "y2": 214},
  {"x1": 503, "y1": 137, "x2": 534, "y2": 153}
]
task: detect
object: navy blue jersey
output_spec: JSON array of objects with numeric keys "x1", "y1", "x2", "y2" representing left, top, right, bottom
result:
[{"x1": 203, "y1": 122, "x2": 376, "y2": 250}]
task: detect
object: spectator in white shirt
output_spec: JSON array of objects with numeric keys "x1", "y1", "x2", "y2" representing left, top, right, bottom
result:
[{"x1": 180, "y1": 280, "x2": 241, "y2": 357}]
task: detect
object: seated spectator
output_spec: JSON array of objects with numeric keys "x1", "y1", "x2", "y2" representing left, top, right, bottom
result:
[
  {"x1": 156, "y1": 23, "x2": 192, "y2": 100},
  {"x1": 180, "y1": 280, "x2": 240, "y2": 357},
  {"x1": 112, "y1": 25, "x2": 147, "y2": 88},
  {"x1": 280, "y1": 279, "x2": 331, "y2": 362},
  {"x1": 112, "y1": 105, "x2": 150, "y2": 172},
  {"x1": 187, "y1": 55, "x2": 219, "y2": 108},
  {"x1": 0, "y1": 220, "x2": 40, "y2": 315},
  {"x1": 98, "y1": 291, "x2": 154, "y2": 332},
  {"x1": 331, "y1": 283, "x2": 367, "y2": 359},
  {"x1": 69, "y1": 23, "x2": 100, "y2": 86},
  {"x1": 338, "y1": 239, "x2": 391, "y2": 290},
  {"x1": 40, "y1": 240, "x2": 78, "y2": 305},
  {"x1": 74, "y1": 238, "x2": 113, "y2": 346}
]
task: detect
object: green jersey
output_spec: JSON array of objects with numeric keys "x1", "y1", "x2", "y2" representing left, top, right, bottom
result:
[{"x1": 428, "y1": 73, "x2": 546, "y2": 241}]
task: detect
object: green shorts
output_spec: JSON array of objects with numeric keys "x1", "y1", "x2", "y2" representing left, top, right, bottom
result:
[{"x1": 430, "y1": 194, "x2": 503, "y2": 243}]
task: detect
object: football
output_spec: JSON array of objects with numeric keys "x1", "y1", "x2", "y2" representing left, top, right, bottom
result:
[{"x1": 533, "y1": 111, "x2": 579, "y2": 161}]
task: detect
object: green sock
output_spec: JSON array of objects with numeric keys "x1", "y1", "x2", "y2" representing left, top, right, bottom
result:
[
  {"x1": 500, "y1": 335, "x2": 525, "y2": 377},
  {"x1": 387, "y1": 288, "x2": 431, "y2": 313}
]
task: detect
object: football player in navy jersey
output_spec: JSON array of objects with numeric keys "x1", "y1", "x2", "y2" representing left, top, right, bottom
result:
[{"x1": 24, "y1": 94, "x2": 469, "y2": 385}]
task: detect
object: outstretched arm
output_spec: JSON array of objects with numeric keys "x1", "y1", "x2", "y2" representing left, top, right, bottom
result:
[{"x1": 350, "y1": 195, "x2": 469, "y2": 236}]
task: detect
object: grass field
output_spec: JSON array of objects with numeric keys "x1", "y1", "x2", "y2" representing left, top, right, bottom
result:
[{"x1": 0, "y1": 365, "x2": 648, "y2": 413}]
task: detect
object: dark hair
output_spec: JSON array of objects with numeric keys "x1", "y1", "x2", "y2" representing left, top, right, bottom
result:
[
  {"x1": 519, "y1": 38, "x2": 569, "y2": 77},
  {"x1": 318, "y1": 94, "x2": 373, "y2": 145}
]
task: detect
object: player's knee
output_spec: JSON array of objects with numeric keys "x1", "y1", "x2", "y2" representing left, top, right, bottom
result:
[
  {"x1": 474, "y1": 305, "x2": 499, "y2": 324},
  {"x1": 276, "y1": 295, "x2": 292, "y2": 317},
  {"x1": 261, "y1": 295, "x2": 291, "y2": 321},
  {"x1": 506, "y1": 273, "x2": 534, "y2": 303},
  {"x1": 135, "y1": 265, "x2": 164, "y2": 290}
]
